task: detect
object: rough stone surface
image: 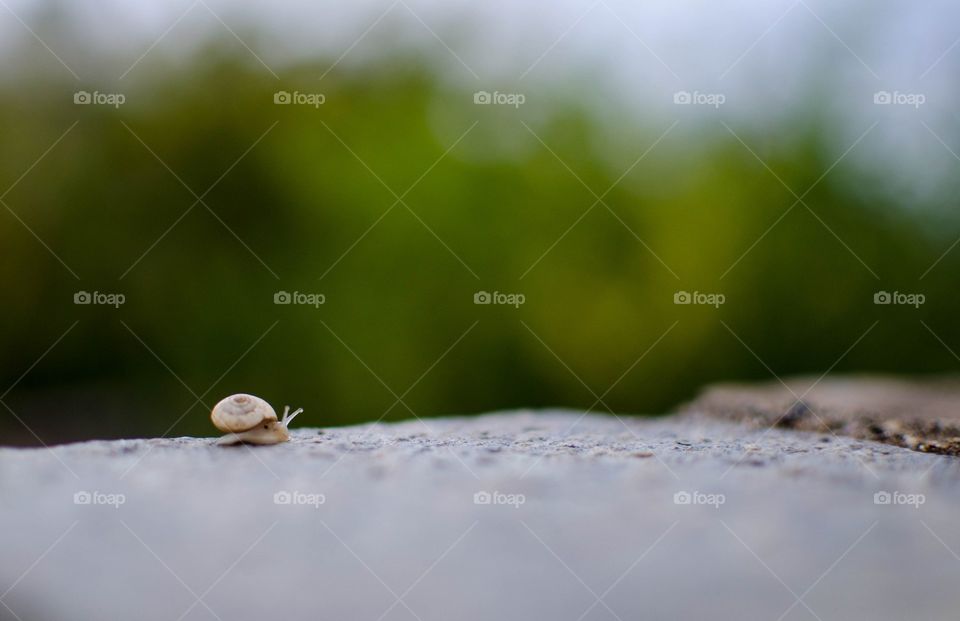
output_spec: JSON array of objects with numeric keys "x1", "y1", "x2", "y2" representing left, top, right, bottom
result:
[
  {"x1": 681, "y1": 375, "x2": 960, "y2": 455},
  {"x1": 2, "y1": 411, "x2": 959, "y2": 620}
]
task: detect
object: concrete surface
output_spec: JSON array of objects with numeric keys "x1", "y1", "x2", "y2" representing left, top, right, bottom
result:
[{"x1": 2, "y1": 410, "x2": 959, "y2": 620}]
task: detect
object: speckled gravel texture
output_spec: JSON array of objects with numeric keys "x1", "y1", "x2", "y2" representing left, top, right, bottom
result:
[{"x1": 2, "y1": 411, "x2": 959, "y2": 620}]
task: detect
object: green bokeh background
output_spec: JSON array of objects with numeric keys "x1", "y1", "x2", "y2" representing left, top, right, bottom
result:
[{"x1": 2, "y1": 36, "x2": 958, "y2": 445}]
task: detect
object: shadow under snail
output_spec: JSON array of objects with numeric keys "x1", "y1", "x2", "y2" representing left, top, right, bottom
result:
[{"x1": 211, "y1": 393, "x2": 303, "y2": 445}]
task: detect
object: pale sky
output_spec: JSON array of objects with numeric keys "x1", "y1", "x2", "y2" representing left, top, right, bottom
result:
[{"x1": 2, "y1": 0, "x2": 958, "y2": 208}]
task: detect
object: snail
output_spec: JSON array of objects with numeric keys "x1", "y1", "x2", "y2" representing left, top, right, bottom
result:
[{"x1": 211, "y1": 393, "x2": 303, "y2": 445}]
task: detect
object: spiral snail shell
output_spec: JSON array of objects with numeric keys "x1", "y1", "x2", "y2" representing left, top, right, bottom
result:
[{"x1": 211, "y1": 393, "x2": 302, "y2": 445}]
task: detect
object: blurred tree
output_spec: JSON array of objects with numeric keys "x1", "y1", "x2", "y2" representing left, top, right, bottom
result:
[{"x1": 0, "y1": 45, "x2": 957, "y2": 445}]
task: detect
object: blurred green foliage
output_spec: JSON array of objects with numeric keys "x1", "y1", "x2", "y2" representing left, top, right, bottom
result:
[{"x1": 2, "y1": 44, "x2": 959, "y2": 445}]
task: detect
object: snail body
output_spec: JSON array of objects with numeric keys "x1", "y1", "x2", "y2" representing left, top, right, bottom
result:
[{"x1": 211, "y1": 393, "x2": 302, "y2": 445}]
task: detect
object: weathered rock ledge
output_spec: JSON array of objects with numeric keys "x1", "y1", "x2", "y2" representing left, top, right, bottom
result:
[{"x1": 681, "y1": 374, "x2": 960, "y2": 455}]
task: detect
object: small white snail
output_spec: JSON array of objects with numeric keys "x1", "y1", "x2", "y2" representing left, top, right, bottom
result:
[{"x1": 211, "y1": 393, "x2": 303, "y2": 445}]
